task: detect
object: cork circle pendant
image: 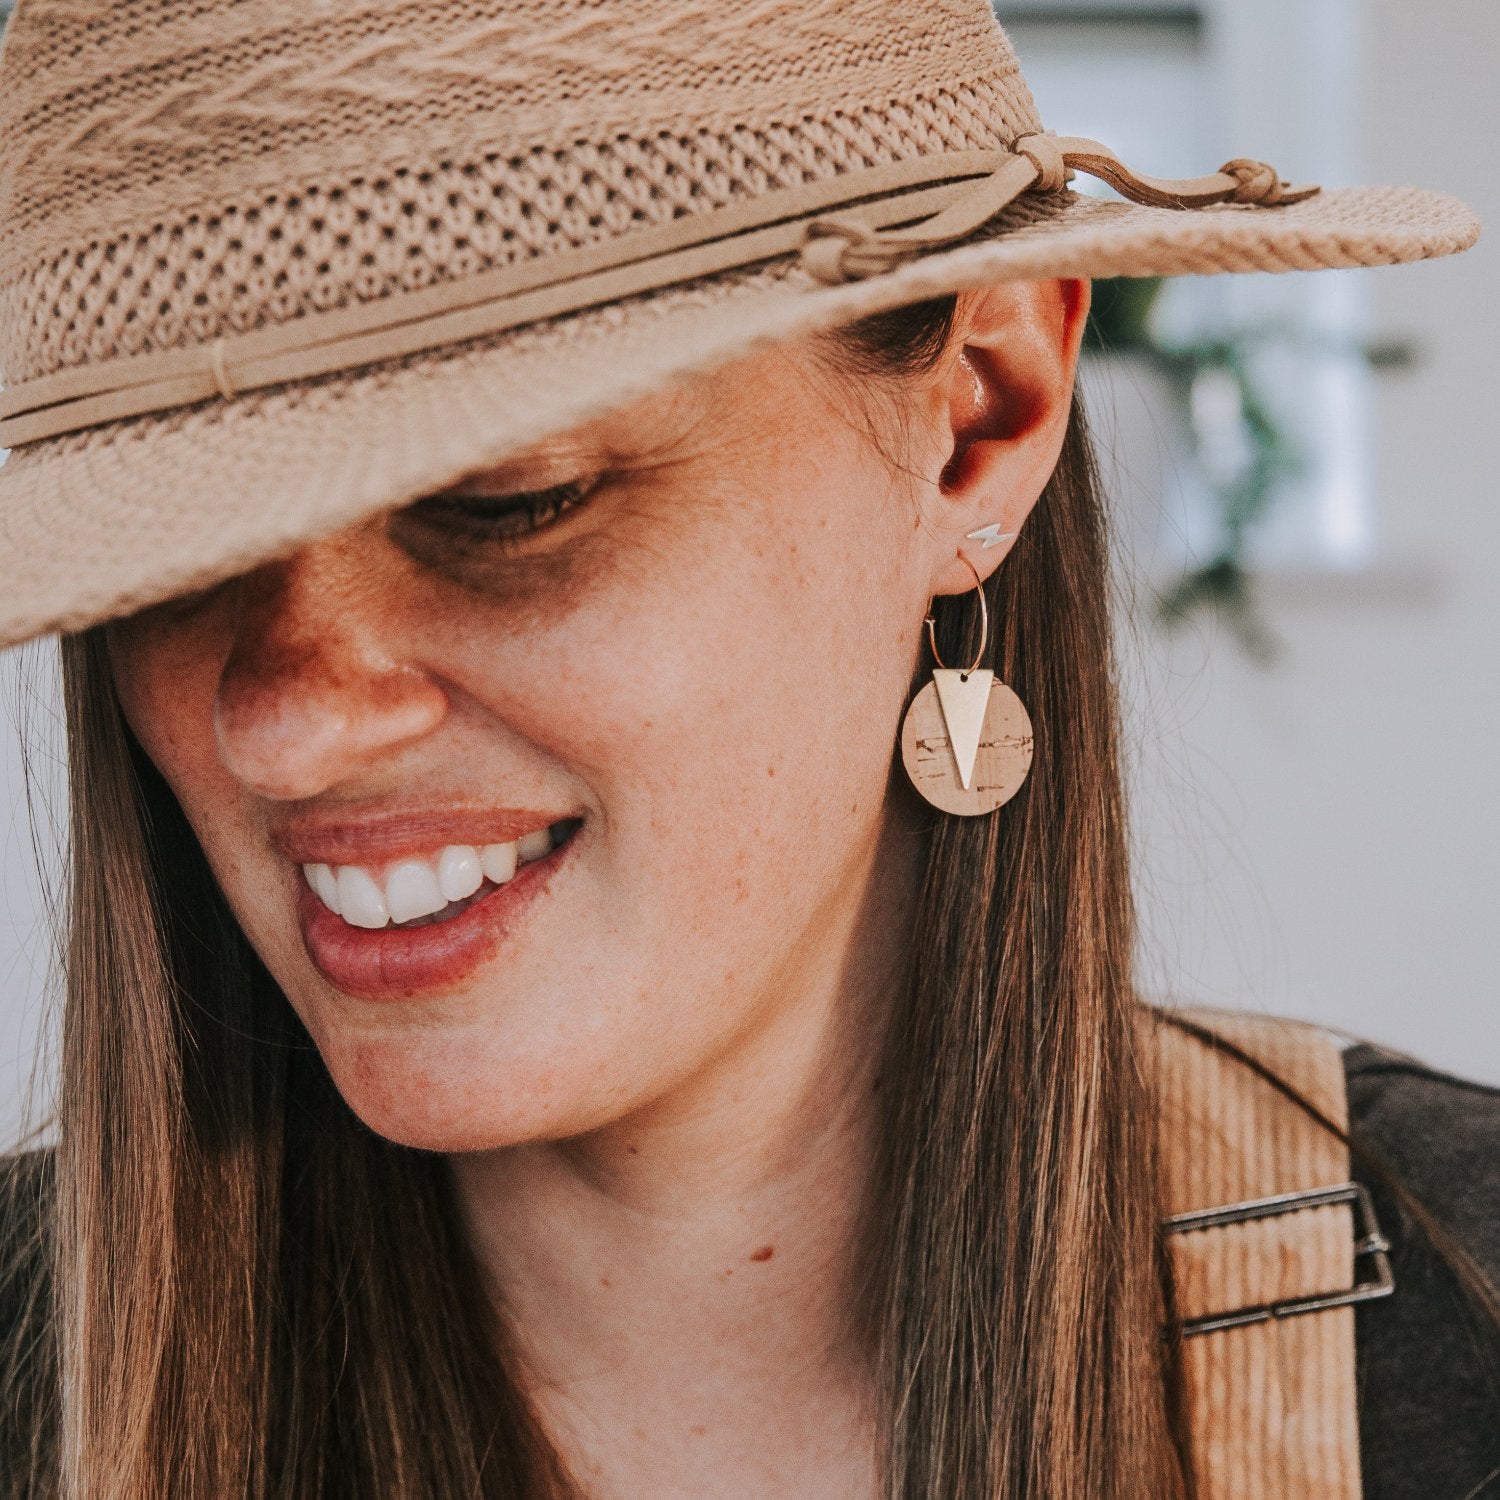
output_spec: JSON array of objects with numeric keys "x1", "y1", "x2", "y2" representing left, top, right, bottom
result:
[{"x1": 899, "y1": 669, "x2": 1035, "y2": 817}]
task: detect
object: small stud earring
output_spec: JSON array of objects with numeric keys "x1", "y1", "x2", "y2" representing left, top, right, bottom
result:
[
  {"x1": 965, "y1": 523, "x2": 1015, "y2": 550},
  {"x1": 898, "y1": 552, "x2": 1034, "y2": 818}
]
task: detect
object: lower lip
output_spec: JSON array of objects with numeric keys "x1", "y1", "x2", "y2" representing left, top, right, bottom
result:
[{"x1": 297, "y1": 831, "x2": 578, "y2": 1001}]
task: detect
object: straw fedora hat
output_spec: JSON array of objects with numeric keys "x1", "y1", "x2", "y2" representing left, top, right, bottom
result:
[{"x1": 0, "y1": 0, "x2": 1479, "y2": 652}]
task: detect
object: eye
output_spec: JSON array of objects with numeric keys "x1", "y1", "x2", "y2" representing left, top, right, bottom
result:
[{"x1": 400, "y1": 478, "x2": 596, "y2": 549}]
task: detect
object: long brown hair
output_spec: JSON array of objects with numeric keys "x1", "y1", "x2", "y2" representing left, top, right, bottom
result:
[{"x1": 4, "y1": 294, "x2": 1189, "y2": 1497}]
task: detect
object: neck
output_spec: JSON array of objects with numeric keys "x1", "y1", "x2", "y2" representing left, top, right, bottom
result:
[{"x1": 447, "y1": 805, "x2": 923, "y2": 1493}]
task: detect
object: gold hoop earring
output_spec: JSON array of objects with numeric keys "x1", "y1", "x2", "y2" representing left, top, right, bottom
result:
[{"x1": 898, "y1": 553, "x2": 1034, "y2": 817}]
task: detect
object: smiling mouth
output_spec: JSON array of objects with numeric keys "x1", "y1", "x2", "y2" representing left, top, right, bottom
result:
[{"x1": 301, "y1": 817, "x2": 583, "y2": 931}]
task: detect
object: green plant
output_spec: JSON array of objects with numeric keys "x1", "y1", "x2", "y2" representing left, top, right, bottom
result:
[
  {"x1": 1084, "y1": 276, "x2": 1419, "y2": 662},
  {"x1": 1085, "y1": 276, "x2": 1303, "y2": 661}
]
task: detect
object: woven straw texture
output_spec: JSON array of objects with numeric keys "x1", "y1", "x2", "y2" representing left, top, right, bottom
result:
[
  {"x1": 0, "y1": 0, "x2": 1481, "y2": 648},
  {"x1": 0, "y1": 0, "x2": 1033, "y2": 385}
]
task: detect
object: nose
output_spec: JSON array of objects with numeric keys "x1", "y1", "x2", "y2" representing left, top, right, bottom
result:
[{"x1": 213, "y1": 539, "x2": 448, "y2": 801}]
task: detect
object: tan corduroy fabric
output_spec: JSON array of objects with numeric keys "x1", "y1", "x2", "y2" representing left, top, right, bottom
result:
[
  {"x1": 0, "y1": 0, "x2": 1481, "y2": 648},
  {"x1": 1156, "y1": 1010, "x2": 1363, "y2": 1500}
]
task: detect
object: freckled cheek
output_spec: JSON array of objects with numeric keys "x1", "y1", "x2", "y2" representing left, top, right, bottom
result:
[
  {"x1": 594, "y1": 573, "x2": 853, "y2": 887},
  {"x1": 107, "y1": 625, "x2": 273, "y2": 905},
  {"x1": 108, "y1": 628, "x2": 228, "y2": 800}
]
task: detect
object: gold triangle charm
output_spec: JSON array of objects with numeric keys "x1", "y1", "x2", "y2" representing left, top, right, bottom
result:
[
  {"x1": 931, "y1": 668, "x2": 994, "y2": 790},
  {"x1": 899, "y1": 676, "x2": 1034, "y2": 817}
]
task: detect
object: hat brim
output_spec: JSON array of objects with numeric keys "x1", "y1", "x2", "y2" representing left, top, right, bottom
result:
[{"x1": 0, "y1": 183, "x2": 1479, "y2": 651}]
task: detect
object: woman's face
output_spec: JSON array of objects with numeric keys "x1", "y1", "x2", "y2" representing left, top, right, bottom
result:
[{"x1": 107, "y1": 287, "x2": 1084, "y2": 1152}]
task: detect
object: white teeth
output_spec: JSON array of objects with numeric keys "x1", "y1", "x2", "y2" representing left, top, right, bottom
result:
[
  {"x1": 517, "y1": 827, "x2": 553, "y2": 863},
  {"x1": 305, "y1": 863, "x2": 341, "y2": 915},
  {"x1": 384, "y1": 859, "x2": 446, "y2": 925},
  {"x1": 336, "y1": 866, "x2": 390, "y2": 930},
  {"x1": 303, "y1": 825, "x2": 568, "y2": 927},
  {"x1": 437, "y1": 845, "x2": 484, "y2": 902},
  {"x1": 480, "y1": 841, "x2": 519, "y2": 884}
]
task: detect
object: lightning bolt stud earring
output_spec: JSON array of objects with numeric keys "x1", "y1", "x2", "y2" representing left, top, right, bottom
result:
[
  {"x1": 898, "y1": 551, "x2": 1034, "y2": 817},
  {"x1": 965, "y1": 523, "x2": 1015, "y2": 550}
]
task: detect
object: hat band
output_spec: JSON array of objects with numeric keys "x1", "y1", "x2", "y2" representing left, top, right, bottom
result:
[{"x1": 0, "y1": 135, "x2": 1315, "y2": 449}]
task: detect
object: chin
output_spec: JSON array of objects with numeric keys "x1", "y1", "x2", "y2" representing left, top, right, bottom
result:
[{"x1": 316, "y1": 1030, "x2": 615, "y2": 1154}]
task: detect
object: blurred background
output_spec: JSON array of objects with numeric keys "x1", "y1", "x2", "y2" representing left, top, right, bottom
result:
[{"x1": 1, "y1": 0, "x2": 1496, "y2": 1141}]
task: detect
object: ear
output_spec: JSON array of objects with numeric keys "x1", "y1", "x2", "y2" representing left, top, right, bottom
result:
[{"x1": 925, "y1": 277, "x2": 1090, "y2": 598}]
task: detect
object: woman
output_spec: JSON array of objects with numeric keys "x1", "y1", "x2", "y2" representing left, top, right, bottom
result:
[{"x1": 0, "y1": 1, "x2": 1494, "y2": 1496}]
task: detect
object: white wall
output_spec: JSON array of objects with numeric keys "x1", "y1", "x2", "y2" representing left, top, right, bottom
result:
[
  {"x1": 0, "y1": 641, "x2": 61, "y2": 1144},
  {"x1": 1123, "y1": 0, "x2": 1500, "y2": 1080},
  {"x1": 1, "y1": 0, "x2": 1496, "y2": 1146}
]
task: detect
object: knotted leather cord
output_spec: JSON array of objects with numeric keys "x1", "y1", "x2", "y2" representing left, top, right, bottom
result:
[{"x1": 0, "y1": 134, "x2": 1316, "y2": 448}]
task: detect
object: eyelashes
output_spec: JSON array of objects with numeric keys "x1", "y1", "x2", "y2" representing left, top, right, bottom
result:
[{"x1": 401, "y1": 478, "x2": 596, "y2": 551}]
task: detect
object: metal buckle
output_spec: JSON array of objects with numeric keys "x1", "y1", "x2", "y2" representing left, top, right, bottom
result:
[{"x1": 1162, "y1": 1181, "x2": 1395, "y2": 1338}]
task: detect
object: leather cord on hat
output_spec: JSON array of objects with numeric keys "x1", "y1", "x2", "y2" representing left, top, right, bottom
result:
[
  {"x1": 0, "y1": 134, "x2": 1317, "y2": 449},
  {"x1": 801, "y1": 134, "x2": 1318, "y2": 280}
]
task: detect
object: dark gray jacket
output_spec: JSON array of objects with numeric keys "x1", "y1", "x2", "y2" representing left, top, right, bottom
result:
[{"x1": 1347, "y1": 1043, "x2": 1500, "y2": 1499}]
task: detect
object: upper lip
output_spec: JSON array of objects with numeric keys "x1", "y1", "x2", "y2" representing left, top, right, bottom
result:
[{"x1": 272, "y1": 806, "x2": 577, "y2": 868}]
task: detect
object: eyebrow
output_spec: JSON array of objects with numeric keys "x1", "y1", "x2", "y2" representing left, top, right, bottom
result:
[{"x1": 428, "y1": 378, "x2": 719, "y2": 498}]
